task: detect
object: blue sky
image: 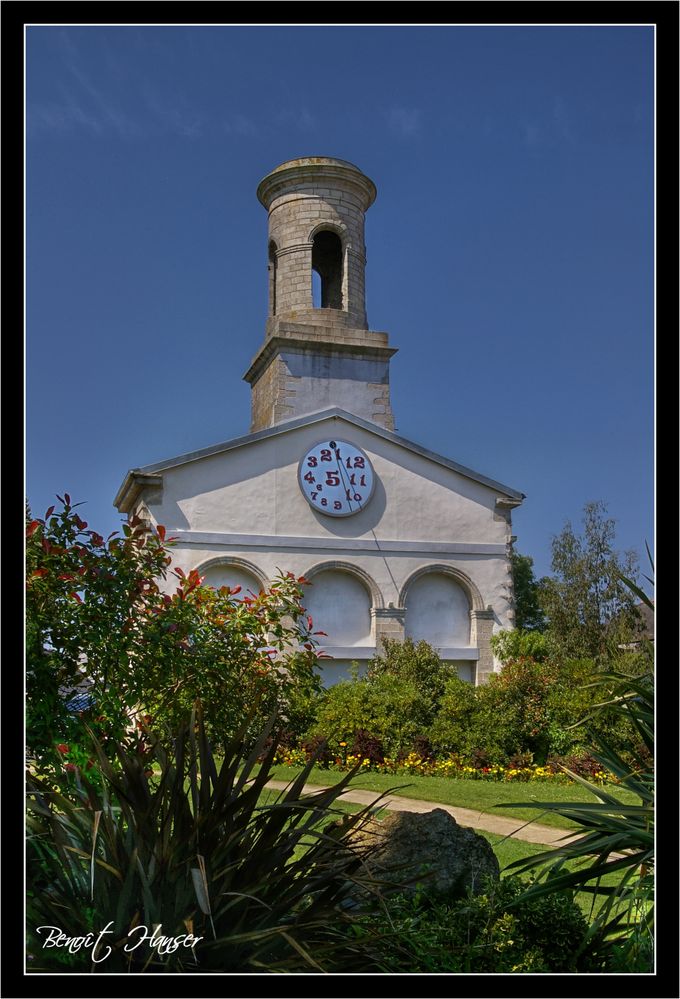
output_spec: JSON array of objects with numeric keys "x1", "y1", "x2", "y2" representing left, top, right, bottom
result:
[{"x1": 26, "y1": 24, "x2": 654, "y2": 581}]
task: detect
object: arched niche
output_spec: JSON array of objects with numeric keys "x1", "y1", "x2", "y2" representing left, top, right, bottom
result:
[
  {"x1": 402, "y1": 569, "x2": 475, "y2": 647},
  {"x1": 301, "y1": 563, "x2": 379, "y2": 646},
  {"x1": 196, "y1": 557, "x2": 267, "y2": 599}
]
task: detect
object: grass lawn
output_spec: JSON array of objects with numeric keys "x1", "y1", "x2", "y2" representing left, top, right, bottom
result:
[
  {"x1": 262, "y1": 764, "x2": 639, "y2": 831},
  {"x1": 256, "y1": 788, "x2": 618, "y2": 922}
]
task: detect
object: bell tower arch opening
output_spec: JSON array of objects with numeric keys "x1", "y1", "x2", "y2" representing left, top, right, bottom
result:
[
  {"x1": 268, "y1": 240, "x2": 278, "y2": 316},
  {"x1": 311, "y1": 230, "x2": 343, "y2": 310}
]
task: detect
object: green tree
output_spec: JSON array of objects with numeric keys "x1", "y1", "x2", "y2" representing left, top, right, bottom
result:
[
  {"x1": 491, "y1": 628, "x2": 552, "y2": 663},
  {"x1": 367, "y1": 638, "x2": 450, "y2": 715},
  {"x1": 538, "y1": 501, "x2": 641, "y2": 661},
  {"x1": 499, "y1": 573, "x2": 654, "y2": 972},
  {"x1": 429, "y1": 674, "x2": 484, "y2": 758},
  {"x1": 510, "y1": 549, "x2": 546, "y2": 631},
  {"x1": 308, "y1": 671, "x2": 433, "y2": 760}
]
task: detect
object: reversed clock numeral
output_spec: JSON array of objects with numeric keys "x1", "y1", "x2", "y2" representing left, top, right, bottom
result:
[
  {"x1": 353, "y1": 457, "x2": 365, "y2": 469},
  {"x1": 320, "y1": 497, "x2": 328, "y2": 507},
  {"x1": 307, "y1": 456, "x2": 318, "y2": 467},
  {"x1": 333, "y1": 500, "x2": 342, "y2": 510},
  {"x1": 353, "y1": 492, "x2": 362, "y2": 502},
  {"x1": 320, "y1": 449, "x2": 332, "y2": 462},
  {"x1": 311, "y1": 492, "x2": 318, "y2": 501},
  {"x1": 303, "y1": 471, "x2": 315, "y2": 484},
  {"x1": 325, "y1": 471, "x2": 340, "y2": 487}
]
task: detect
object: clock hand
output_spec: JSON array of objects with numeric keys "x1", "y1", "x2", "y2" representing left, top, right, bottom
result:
[{"x1": 333, "y1": 443, "x2": 356, "y2": 513}]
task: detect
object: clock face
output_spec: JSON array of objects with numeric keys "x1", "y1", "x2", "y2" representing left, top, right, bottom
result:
[{"x1": 298, "y1": 439, "x2": 375, "y2": 517}]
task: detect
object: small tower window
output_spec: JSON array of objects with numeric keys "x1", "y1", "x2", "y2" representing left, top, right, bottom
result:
[
  {"x1": 268, "y1": 240, "x2": 278, "y2": 316},
  {"x1": 312, "y1": 231, "x2": 343, "y2": 310}
]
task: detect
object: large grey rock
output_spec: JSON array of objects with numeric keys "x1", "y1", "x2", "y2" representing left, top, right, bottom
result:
[{"x1": 347, "y1": 807, "x2": 500, "y2": 899}]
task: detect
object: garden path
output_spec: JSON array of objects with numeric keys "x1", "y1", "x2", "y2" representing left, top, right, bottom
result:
[{"x1": 265, "y1": 780, "x2": 581, "y2": 847}]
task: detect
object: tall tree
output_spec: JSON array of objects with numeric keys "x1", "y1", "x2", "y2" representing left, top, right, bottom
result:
[
  {"x1": 510, "y1": 549, "x2": 546, "y2": 631},
  {"x1": 538, "y1": 501, "x2": 641, "y2": 661}
]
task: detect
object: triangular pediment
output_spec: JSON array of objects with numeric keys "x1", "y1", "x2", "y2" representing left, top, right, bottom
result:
[{"x1": 115, "y1": 408, "x2": 523, "y2": 514}]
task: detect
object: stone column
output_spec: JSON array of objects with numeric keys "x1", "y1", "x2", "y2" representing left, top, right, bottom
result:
[
  {"x1": 470, "y1": 608, "x2": 495, "y2": 686},
  {"x1": 372, "y1": 606, "x2": 406, "y2": 647}
]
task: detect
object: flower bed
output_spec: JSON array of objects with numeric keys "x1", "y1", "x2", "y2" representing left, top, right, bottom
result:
[{"x1": 272, "y1": 748, "x2": 612, "y2": 784}]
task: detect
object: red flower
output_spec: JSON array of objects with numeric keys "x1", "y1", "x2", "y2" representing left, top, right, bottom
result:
[
  {"x1": 64, "y1": 763, "x2": 77, "y2": 773},
  {"x1": 56, "y1": 744, "x2": 70, "y2": 755}
]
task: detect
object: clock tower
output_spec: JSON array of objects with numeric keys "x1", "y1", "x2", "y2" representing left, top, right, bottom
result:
[
  {"x1": 116, "y1": 155, "x2": 524, "y2": 686},
  {"x1": 244, "y1": 157, "x2": 397, "y2": 432}
]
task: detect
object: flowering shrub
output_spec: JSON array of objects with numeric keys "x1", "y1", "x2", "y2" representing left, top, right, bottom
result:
[
  {"x1": 26, "y1": 497, "x2": 324, "y2": 772},
  {"x1": 350, "y1": 728, "x2": 385, "y2": 765}
]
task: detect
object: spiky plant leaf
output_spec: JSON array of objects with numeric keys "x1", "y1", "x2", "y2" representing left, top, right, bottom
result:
[{"x1": 27, "y1": 702, "x2": 395, "y2": 973}]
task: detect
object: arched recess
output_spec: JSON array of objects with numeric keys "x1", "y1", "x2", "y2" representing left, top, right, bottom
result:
[
  {"x1": 401, "y1": 565, "x2": 484, "y2": 648},
  {"x1": 301, "y1": 561, "x2": 382, "y2": 646},
  {"x1": 195, "y1": 557, "x2": 268, "y2": 598},
  {"x1": 399, "y1": 564, "x2": 484, "y2": 612},
  {"x1": 311, "y1": 228, "x2": 344, "y2": 310}
]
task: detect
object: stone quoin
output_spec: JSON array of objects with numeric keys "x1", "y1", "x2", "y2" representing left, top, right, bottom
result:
[{"x1": 114, "y1": 156, "x2": 524, "y2": 685}]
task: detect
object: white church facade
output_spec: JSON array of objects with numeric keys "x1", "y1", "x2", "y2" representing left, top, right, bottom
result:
[{"x1": 114, "y1": 157, "x2": 524, "y2": 686}]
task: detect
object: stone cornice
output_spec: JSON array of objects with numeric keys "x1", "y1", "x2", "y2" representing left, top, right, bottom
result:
[
  {"x1": 113, "y1": 472, "x2": 163, "y2": 515},
  {"x1": 158, "y1": 530, "x2": 508, "y2": 557},
  {"x1": 243, "y1": 335, "x2": 398, "y2": 386}
]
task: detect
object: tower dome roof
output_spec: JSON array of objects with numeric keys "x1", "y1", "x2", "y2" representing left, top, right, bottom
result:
[{"x1": 256, "y1": 156, "x2": 376, "y2": 210}]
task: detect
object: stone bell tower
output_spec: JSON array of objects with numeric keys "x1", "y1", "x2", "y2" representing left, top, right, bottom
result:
[{"x1": 244, "y1": 156, "x2": 397, "y2": 432}]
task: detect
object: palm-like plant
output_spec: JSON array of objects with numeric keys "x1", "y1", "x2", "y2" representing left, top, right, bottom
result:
[
  {"x1": 497, "y1": 575, "x2": 654, "y2": 971},
  {"x1": 27, "y1": 703, "x2": 392, "y2": 973}
]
